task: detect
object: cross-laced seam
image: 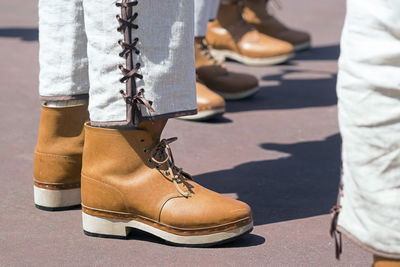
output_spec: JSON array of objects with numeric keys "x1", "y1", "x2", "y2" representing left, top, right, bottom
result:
[
  {"x1": 116, "y1": 0, "x2": 154, "y2": 125},
  {"x1": 149, "y1": 138, "x2": 193, "y2": 198}
]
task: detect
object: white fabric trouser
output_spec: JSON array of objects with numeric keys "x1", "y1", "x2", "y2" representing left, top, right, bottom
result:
[
  {"x1": 336, "y1": 0, "x2": 400, "y2": 258},
  {"x1": 39, "y1": 0, "x2": 197, "y2": 126},
  {"x1": 194, "y1": 0, "x2": 220, "y2": 37}
]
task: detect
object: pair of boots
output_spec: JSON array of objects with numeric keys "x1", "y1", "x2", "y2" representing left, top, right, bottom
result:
[
  {"x1": 207, "y1": 0, "x2": 310, "y2": 66},
  {"x1": 186, "y1": 0, "x2": 311, "y2": 121},
  {"x1": 34, "y1": 105, "x2": 253, "y2": 246}
]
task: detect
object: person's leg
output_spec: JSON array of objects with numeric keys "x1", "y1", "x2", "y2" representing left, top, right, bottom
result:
[
  {"x1": 242, "y1": 0, "x2": 311, "y2": 51},
  {"x1": 180, "y1": 0, "x2": 226, "y2": 122},
  {"x1": 206, "y1": 0, "x2": 294, "y2": 66},
  {"x1": 80, "y1": 0, "x2": 253, "y2": 246},
  {"x1": 84, "y1": 0, "x2": 197, "y2": 127},
  {"x1": 34, "y1": 0, "x2": 89, "y2": 210},
  {"x1": 333, "y1": 0, "x2": 400, "y2": 261}
]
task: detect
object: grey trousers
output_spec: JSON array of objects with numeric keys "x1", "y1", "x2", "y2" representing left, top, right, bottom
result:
[
  {"x1": 194, "y1": 0, "x2": 220, "y2": 37},
  {"x1": 39, "y1": 0, "x2": 197, "y2": 127}
]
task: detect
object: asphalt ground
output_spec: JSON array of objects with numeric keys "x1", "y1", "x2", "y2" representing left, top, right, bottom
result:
[{"x1": 0, "y1": 0, "x2": 372, "y2": 266}]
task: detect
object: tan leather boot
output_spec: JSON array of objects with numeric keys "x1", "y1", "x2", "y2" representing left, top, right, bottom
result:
[
  {"x1": 206, "y1": 1, "x2": 294, "y2": 66},
  {"x1": 242, "y1": 0, "x2": 311, "y2": 51},
  {"x1": 81, "y1": 122, "x2": 253, "y2": 246},
  {"x1": 179, "y1": 82, "x2": 225, "y2": 121},
  {"x1": 195, "y1": 38, "x2": 259, "y2": 100},
  {"x1": 34, "y1": 104, "x2": 88, "y2": 210},
  {"x1": 374, "y1": 256, "x2": 400, "y2": 267}
]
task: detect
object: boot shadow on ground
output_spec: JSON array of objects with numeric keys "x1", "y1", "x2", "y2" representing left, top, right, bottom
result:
[
  {"x1": 225, "y1": 44, "x2": 339, "y2": 113},
  {"x1": 0, "y1": 27, "x2": 38, "y2": 41},
  {"x1": 195, "y1": 133, "x2": 341, "y2": 227},
  {"x1": 124, "y1": 226, "x2": 265, "y2": 248},
  {"x1": 226, "y1": 69, "x2": 337, "y2": 113},
  {"x1": 294, "y1": 44, "x2": 340, "y2": 61}
]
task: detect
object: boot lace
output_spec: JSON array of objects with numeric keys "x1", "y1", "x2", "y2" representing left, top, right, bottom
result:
[
  {"x1": 197, "y1": 39, "x2": 224, "y2": 67},
  {"x1": 116, "y1": 0, "x2": 154, "y2": 125},
  {"x1": 150, "y1": 137, "x2": 193, "y2": 198}
]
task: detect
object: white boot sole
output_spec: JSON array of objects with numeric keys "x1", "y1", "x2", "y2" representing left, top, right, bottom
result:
[
  {"x1": 178, "y1": 108, "x2": 225, "y2": 121},
  {"x1": 210, "y1": 49, "x2": 294, "y2": 66},
  {"x1": 216, "y1": 86, "x2": 260, "y2": 100},
  {"x1": 34, "y1": 185, "x2": 81, "y2": 210},
  {"x1": 82, "y1": 212, "x2": 253, "y2": 246},
  {"x1": 293, "y1": 41, "x2": 311, "y2": 52}
]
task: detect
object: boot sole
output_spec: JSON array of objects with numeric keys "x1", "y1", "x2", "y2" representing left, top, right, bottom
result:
[
  {"x1": 215, "y1": 86, "x2": 260, "y2": 100},
  {"x1": 178, "y1": 107, "x2": 225, "y2": 121},
  {"x1": 293, "y1": 41, "x2": 311, "y2": 52},
  {"x1": 210, "y1": 49, "x2": 294, "y2": 66},
  {"x1": 34, "y1": 185, "x2": 81, "y2": 211},
  {"x1": 82, "y1": 212, "x2": 253, "y2": 247}
]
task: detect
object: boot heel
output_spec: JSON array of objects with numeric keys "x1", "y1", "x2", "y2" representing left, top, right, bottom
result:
[
  {"x1": 82, "y1": 212, "x2": 130, "y2": 239},
  {"x1": 34, "y1": 185, "x2": 81, "y2": 211}
]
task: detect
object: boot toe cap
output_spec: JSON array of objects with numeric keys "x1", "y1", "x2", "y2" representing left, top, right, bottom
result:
[{"x1": 159, "y1": 185, "x2": 252, "y2": 230}]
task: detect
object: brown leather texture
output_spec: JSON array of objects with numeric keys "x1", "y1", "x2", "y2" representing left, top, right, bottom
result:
[
  {"x1": 33, "y1": 104, "x2": 88, "y2": 189},
  {"x1": 242, "y1": 0, "x2": 310, "y2": 46},
  {"x1": 206, "y1": 2, "x2": 293, "y2": 58},
  {"x1": 195, "y1": 38, "x2": 258, "y2": 94},
  {"x1": 81, "y1": 122, "x2": 252, "y2": 235},
  {"x1": 374, "y1": 256, "x2": 400, "y2": 267},
  {"x1": 196, "y1": 82, "x2": 225, "y2": 112}
]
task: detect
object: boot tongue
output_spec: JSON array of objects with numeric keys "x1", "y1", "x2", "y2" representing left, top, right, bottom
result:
[{"x1": 137, "y1": 120, "x2": 167, "y2": 143}]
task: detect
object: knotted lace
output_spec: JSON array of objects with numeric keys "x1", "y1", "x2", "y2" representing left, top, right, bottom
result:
[
  {"x1": 150, "y1": 137, "x2": 193, "y2": 198},
  {"x1": 197, "y1": 39, "x2": 224, "y2": 67},
  {"x1": 116, "y1": 0, "x2": 154, "y2": 122},
  {"x1": 330, "y1": 204, "x2": 342, "y2": 259}
]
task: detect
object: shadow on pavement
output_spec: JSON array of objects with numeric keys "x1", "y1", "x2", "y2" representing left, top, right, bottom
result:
[
  {"x1": 294, "y1": 44, "x2": 340, "y2": 61},
  {"x1": 195, "y1": 133, "x2": 341, "y2": 226},
  {"x1": 126, "y1": 227, "x2": 265, "y2": 248},
  {"x1": 226, "y1": 68, "x2": 337, "y2": 113},
  {"x1": 0, "y1": 27, "x2": 38, "y2": 41}
]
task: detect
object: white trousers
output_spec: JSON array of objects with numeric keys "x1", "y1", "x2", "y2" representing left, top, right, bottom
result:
[
  {"x1": 194, "y1": 0, "x2": 220, "y2": 37},
  {"x1": 39, "y1": 0, "x2": 197, "y2": 126},
  {"x1": 337, "y1": 0, "x2": 400, "y2": 258}
]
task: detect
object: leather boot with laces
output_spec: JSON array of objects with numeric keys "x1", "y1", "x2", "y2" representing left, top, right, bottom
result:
[
  {"x1": 195, "y1": 38, "x2": 259, "y2": 100},
  {"x1": 206, "y1": 1, "x2": 294, "y2": 66},
  {"x1": 242, "y1": 0, "x2": 311, "y2": 51},
  {"x1": 81, "y1": 121, "x2": 253, "y2": 246}
]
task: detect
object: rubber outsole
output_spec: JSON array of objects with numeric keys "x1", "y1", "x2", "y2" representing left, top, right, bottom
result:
[
  {"x1": 293, "y1": 41, "x2": 311, "y2": 52},
  {"x1": 35, "y1": 203, "x2": 81, "y2": 212},
  {"x1": 34, "y1": 185, "x2": 81, "y2": 210},
  {"x1": 83, "y1": 227, "x2": 253, "y2": 247},
  {"x1": 215, "y1": 86, "x2": 260, "y2": 101},
  {"x1": 178, "y1": 108, "x2": 225, "y2": 121},
  {"x1": 82, "y1": 212, "x2": 253, "y2": 246},
  {"x1": 210, "y1": 49, "x2": 294, "y2": 66}
]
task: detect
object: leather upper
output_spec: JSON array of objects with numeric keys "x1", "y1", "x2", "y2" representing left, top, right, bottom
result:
[
  {"x1": 206, "y1": 2, "x2": 293, "y2": 58},
  {"x1": 81, "y1": 122, "x2": 252, "y2": 231},
  {"x1": 242, "y1": 0, "x2": 311, "y2": 46},
  {"x1": 34, "y1": 104, "x2": 88, "y2": 187},
  {"x1": 195, "y1": 38, "x2": 259, "y2": 93},
  {"x1": 196, "y1": 82, "x2": 226, "y2": 112}
]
